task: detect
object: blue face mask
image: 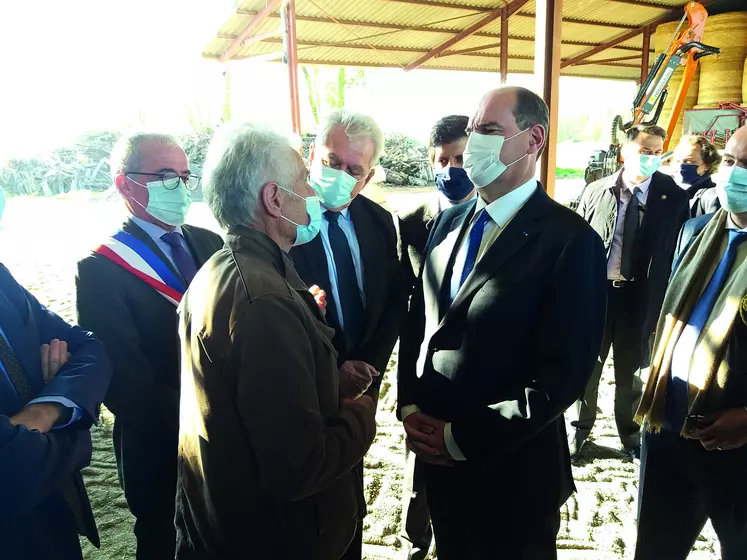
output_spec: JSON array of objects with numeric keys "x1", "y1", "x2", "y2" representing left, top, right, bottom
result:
[
  {"x1": 434, "y1": 167, "x2": 474, "y2": 203},
  {"x1": 715, "y1": 164, "x2": 747, "y2": 214},
  {"x1": 279, "y1": 186, "x2": 323, "y2": 246},
  {"x1": 679, "y1": 163, "x2": 702, "y2": 186}
]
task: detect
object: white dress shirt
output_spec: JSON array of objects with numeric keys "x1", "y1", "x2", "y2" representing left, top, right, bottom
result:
[
  {"x1": 607, "y1": 172, "x2": 652, "y2": 280},
  {"x1": 403, "y1": 177, "x2": 538, "y2": 462},
  {"x1": 319, "y1": 207, "x2": 366, "y2": 329}
]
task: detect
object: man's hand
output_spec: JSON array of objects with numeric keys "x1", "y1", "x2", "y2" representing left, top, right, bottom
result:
[
  {"x1": 10, "y1": 403, "x2": 65, "y2": 433},
  {"x1": 41, "y1": 339, "x2": 70, "y2": 383},
  {"x1": 339, "y1": 360, "x2": 380, "y2": 399},
  {"x1": 309, "y1": 285, "x2": 327, "y2": 317},
  {"x1": 404, "y1": 412, "x2": 453, "y2": 466},
  {"x1": 342, "y1": 394, "x2": 376, "y2": 413},
  {"x1": 691, "y1": 408, "x2": 747, "y2": 451}
]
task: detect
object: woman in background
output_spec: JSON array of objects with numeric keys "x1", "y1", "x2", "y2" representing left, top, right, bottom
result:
[{"x1": 673, "y1": 135, "x2": 722, "y2": 218}]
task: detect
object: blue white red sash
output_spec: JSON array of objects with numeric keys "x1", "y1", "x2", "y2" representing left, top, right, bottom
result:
[{"x1": 94, "y1": 230, "x2": 186, "y2": 306}]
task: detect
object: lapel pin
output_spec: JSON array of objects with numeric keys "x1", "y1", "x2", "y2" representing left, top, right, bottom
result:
[
  {"x1": 523, "y1": 232, "x2": 528, "y2": 236},
  {"x1": 661, "y1": 194, "x2": 667, "y2": 200}
]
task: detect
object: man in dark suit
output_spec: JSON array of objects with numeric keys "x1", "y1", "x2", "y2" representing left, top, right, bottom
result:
[
  {"x1": 398, "y1": 86, "x2": 607, "y2": 559},
  {"x1": 289, "y1": 110, "x2": 409, "y2": 560},
  {"x1": 0, "y1": 263, "x2": 112, "y2": 560},
  {"x1": 571, "y1": 125, "x2": 690, "y2": 459},
  {"x1": 399, "y1": 115, "x2": 477, "y2": 286},
  {"x1": 397, "y1": 114, "x2": 476, "y2": 560},
  {"x1": 75, "y1": 133, "x2": 223, "y2": 560},
  {"x1": 634, "y1": 125, "x2": 747, "y2": 560}
]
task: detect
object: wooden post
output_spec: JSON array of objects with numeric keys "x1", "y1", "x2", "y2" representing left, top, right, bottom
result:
[
  {"x1": 641, "y1": 25, "x2": 651, "y2": 84},
  {"x1": 284, "y1": 0, "x2": 302, "y2": 136},
  {"x1": 534, "y1": 0, "x2": 562, "y2": 199},
  {"x1": 500, "y1": 7, "x2": 508, "y2": 83}
]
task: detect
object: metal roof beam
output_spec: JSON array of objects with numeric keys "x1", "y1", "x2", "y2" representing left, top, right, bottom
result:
[
  {"x1": 228, "y1": 10, "x2": 652, "y2": 52},
  {"x1": 606, "y1": 0, "x2": 675, "y2": 8},
  {"x1": 562, "y1": 0, "x2": 716, "y2": 68},
  {"x1": 220, "y1": 0, "x2": 283, "y2": 62},
  {"x1": 384, "y1": 0, "x2": 638, "y2": 29},
  {"x1": 571, "y1": 54, "x2": 642, "y2": 66},
  {"x1": 403, "y1": 0, "x2": 530, "y2": 71}
]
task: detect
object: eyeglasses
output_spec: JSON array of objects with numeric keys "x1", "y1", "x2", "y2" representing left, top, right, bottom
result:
[{"x1": 126, "y1": 171, "x2": 201, "y2": 191}]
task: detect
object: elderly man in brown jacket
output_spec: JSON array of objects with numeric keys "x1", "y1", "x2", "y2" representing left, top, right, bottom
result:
[{"x1": 174, "y1": 123, "x2": 377, "y2": 560}]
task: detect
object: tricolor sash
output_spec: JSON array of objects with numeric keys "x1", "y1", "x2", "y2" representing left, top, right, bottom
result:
[{"x1": 94, "y1": 230, "x2": 186, "y2": 306}]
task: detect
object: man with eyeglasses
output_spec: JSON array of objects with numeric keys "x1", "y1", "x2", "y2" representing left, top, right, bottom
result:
[
  {"x1": 74, "y1": 132, "x2": 223, "y2": 560},
  {"x1": 289, "y1": 110, "x2": 409, "y2": 560}
]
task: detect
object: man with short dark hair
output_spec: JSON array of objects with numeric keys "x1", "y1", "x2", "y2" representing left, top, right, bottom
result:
[
  {"x1": 397, "y1": 114, "x2": 475, "y2": 560},
  {"x1": 398, "y1": 115, "x2": 476, "y2": 288},
  {"x1": 398, "y1": 86, "x2": 607, "y2": 558},
  {"x1": 571, "y1": 125, "x2": 690, "y2": 459}
]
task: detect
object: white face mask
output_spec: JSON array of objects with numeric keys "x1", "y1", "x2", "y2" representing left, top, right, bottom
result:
[{"x1": 463, "y1": 129, "x2": 530, "y2": 188}]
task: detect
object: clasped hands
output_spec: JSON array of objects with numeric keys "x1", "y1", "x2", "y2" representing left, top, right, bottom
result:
[
  {"x1": 404, "y1": 412, "x2": 454, "y2": 467},
  {"x1": 9, "y1": 339, "x2": 71, "y2": 433}
]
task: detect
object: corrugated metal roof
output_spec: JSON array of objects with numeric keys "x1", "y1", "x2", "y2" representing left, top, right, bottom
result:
[{"x1": 203, "y1": 0, "x2": 710, "y2": 80}]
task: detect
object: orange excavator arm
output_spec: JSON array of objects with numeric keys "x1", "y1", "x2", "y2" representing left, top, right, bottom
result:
[{"x1": 629, "y1": 1, "x2": 719, "y2": 149}]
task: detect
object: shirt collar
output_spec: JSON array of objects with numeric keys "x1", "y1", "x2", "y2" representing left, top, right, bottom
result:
[
  {"x1": 438, "y1": 190, "x2": 478, "y2": 211},
  {"x1": 619, "y1": 169, "x2": 653, "y2": 195},
  {"x1": 130, "y1": 215, "x2": 183, "y2": 242},
  {"x1": 727, "y1": 214, "x2": 747, "y2": 232},
  {"x1": 474, "y1": 178, "x2": 537, "y2": 229}
]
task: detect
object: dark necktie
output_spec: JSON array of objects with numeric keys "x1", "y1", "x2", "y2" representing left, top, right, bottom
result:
[
  {"x1": 161, "y1": 231, "x2": 198, "y2": 286},
  {"x1": 325, "y1": 211, "x2": 364, "y2": 350},
  {"x1": 666, "y1": 230, "x2": 747, "y2": 430},
  {"x1": 0, "y1": 333, "x2": 32, "y2": 403},
  {"x1": 620, "y1": 187, "x2": 641, "y2": 280},
  {"x1": 458, "y1": 209, "x2": 492, "y2": 291}
]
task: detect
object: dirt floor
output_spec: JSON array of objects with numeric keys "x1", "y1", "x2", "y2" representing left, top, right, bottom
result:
[{"x1": 0, "y1": 191, "x2": 719, "y2": 559}]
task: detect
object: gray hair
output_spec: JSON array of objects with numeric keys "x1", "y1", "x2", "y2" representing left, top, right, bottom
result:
[
  {"x1": 202, "y1": 122, "x2": 304, "y2": 229},
  {"x1": 109, "y1": 132, "x2": 182, "y2": 181},
  {"x1": 316, "y1": 109, "x2": 385, "y2": 167},
  {"x1": 511, "y1": 87, "x2": 549, "y2": 157}
]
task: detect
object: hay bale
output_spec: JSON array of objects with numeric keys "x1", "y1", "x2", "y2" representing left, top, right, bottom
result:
[
  {"x1": 742, "y1": 57, "x2": 747, "y2": 106},
  {"x1": 695, "y1": 12, "x2": 747, "y2": 107}
]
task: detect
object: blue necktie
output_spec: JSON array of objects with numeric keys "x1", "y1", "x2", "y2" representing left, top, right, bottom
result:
[
  {"x1": 325, "y1": 211, "x2": 364, "y2": 350},
  {"x1": 458, "y1": 209, "x2": 492, "y2": 290},
  {"x1": 161, "y1": 231, "x2": 198, "y2": 286},
  {"x1": 667, "y1": 230, "x2": 747, "y2": 429}
]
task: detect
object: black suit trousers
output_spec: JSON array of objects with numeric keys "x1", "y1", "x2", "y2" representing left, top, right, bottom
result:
[
  {"x1": 424, "y1": 463, "x2": 560, "y2": 560},
  {"x1": 400, "y1": 446, "x2": 433, "y2": 559},
  {"x1": 113, "y1": 421, "x2": 177, "y2": 560},
  {"x1": 635, "y1": 431, "x2": 747, "y2": 560},
  {"x1": 573, "y1": 283, "x2": 644, "y2": 447}
]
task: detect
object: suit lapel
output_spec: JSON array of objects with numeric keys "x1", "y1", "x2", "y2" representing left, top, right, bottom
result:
[
  {"x1": 121, "y1": 218, "x2": 185, "y2": 284},
  {"x1": 0, "y1": 285, "x2": 41, "y2": 403},
  {"x1": 348, "y1": 198, "x2": 384, "y2": 343},
  {"x1": 439, "y1": 189, "x2": 549, "y2": 329},
  {"x1": 292, "y1": 236, "x2": 341, "y2": 331},
  {"x1": 182, "y1": 225, "x2": 218, "y2": 267},
  {"x1": 424, "y1": 201, "x2": 474, "y2": 316}
]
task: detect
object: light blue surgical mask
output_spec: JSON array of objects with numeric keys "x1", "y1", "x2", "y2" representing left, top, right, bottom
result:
[
  {"x1": 279, "y1": 186, "x2": 322, "y2": 246},
  {"x1": 310, "y1": 160, "x2": 359, "y2": 209},
  {"x1": 715, "y1": 164, "x2": 747, "y2": 214},
  {"x1": 626, "y1": 154, "x2": 662, "y2": 178},
  {"x1": 130, "y1": 176, "x2": 191, "y2": 226}
]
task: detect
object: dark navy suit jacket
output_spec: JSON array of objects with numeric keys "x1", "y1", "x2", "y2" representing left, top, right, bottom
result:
[{"x1": 0, "y1": 264, "x2": 112, "y2": 560}]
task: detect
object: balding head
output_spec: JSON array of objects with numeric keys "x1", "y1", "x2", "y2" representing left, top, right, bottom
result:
[
  {"x1": 723, "y1": 126, "x2": 747, "y2": 171},
  {"x1": 465, "y1": 86, "x2": 548, "y2": 195}
]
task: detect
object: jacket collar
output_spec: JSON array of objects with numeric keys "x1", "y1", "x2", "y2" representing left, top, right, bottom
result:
[{"x1": 226, "y1": 226, "x2": 307, "y2": 291}]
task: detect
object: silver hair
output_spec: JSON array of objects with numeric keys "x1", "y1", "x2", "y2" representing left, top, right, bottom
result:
[
  {"x1": 109, "y1": 132, "x2": 182, "y2": 181},
  {"x1": 316, "y1": 109, "x2": 385, "y2": 166},
  {"x1": 202, "y1": 122, "x2": 304, "y2": 230}
]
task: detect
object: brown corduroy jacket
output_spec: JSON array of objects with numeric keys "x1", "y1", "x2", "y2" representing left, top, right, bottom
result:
[{"x1": 175, "y1": 226, "x2": 376, "y2": 560}]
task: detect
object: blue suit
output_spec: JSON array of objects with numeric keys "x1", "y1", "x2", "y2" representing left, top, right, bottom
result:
[{"x1": 0, "y1": 263, "x2": 112, "y2": 560}]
